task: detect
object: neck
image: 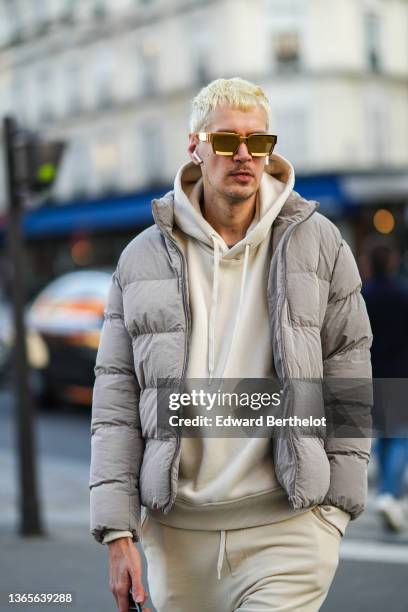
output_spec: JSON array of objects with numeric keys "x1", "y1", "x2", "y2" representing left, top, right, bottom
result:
[{"x1": 201, "y1": 189, "x2": 257, "y2": 246}]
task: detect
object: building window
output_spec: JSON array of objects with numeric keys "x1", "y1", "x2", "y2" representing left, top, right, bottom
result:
[
  {"x1": 93, "y1": 137, "x2": 119, "y2": 193},
  {"x1": 4, "y1": 0, "x2": 22, "y2": 44},
  {"x1": 65, "y1": 63, "x2": 82, "y2": 116},
  {"x1": 364, "y1": 13, "x2": 381, "y2": 72},
  {"x1": 367, "y1": 106, "x2": 389, "y2": 166},
  {"x1": 94, "y1": 49, "x2": 114, "y2": 110},
  {"x1": 33, "y1": 0, "x2": 50, "y2": 34},
  {"x1": 93, "y1": 0, "x2": 107, "y2": 20},
  {"x1": 273, "y1": 31, "x2": 301, "y2": 72},
  {"x1": 140, "y1": 39, "x2": 160, "y2": 97},
  {"x1": 187, "y1": 17, "x2": 211, "y2": 86},
  {"x1": 11, "y1": 74, "x2": 26, "y2": 125},
  {"x1": 195, "y1": 60, "x2": 210, "y2": 86},
  {"x1": 62, "y1": 0, "x2": 78, "y2": 24},
  {"x1": 140, "y1": 124, "x2": 162, "y2": 185},
  {"x1": 275, "y1": 107, "x2": 308, "y2": 165},
  {"x1": 141, "y1": 56, "x2": 157, "y2": 97},
  {"x1": 71, "y1": 140, "x2": 90, "y2": 198},
  {"x1": 37, "y1": 68, "x2": 54, "y2": 122}
]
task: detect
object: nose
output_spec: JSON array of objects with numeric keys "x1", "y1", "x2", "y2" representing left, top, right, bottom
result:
[{"x1": 232, "y1": 142, "x2": 252, "y2": 162}]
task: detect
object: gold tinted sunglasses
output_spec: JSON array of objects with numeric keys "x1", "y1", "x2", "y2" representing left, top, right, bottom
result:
[{"x1": 197, "y1": 132, "x2": 277, "y2": 157}]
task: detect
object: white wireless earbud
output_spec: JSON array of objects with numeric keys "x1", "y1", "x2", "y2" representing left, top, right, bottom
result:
[{"x1": 192, "y1": 150, "x2": 203, "y2": 165}]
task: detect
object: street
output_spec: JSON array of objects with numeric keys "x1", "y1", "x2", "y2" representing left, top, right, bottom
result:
[{"x1": 1, "y1": 388, "x2": 408, "y2": 612}]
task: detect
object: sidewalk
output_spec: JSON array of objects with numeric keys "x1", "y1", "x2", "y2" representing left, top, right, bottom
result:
[{"x1": 0, "y1": 449, "x2": 116, "y2": 612}]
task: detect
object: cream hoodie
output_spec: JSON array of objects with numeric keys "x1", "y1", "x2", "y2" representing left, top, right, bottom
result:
[{"x1": 150, "y1": 154, "x2": 307, "y2": 530}]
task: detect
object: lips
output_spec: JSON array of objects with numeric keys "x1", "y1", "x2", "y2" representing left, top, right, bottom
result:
[
  {"x1": 230, "y1": 170, "x2": 254, "y2": 177},
  {"x1": 230, "y1": 171, "x2": 254, "y2": 183}
]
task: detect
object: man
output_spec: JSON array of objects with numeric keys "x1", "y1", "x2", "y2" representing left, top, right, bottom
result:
[
  {"x1": 362, "y1": 241, "x2": 408, "y2": 532},
  {"x1": 90, "y1": 78, "x2": 372, "y2": 612}
]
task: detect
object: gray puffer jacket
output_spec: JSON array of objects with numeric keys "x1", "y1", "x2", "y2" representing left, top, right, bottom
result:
[{"x1": 90, "y1": 189, "x2": 372, "y2": 543}]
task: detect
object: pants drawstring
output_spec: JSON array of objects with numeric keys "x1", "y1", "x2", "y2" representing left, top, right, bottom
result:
[{"x1": 217, "y1": 530, "x2": 226, "y2": 580}]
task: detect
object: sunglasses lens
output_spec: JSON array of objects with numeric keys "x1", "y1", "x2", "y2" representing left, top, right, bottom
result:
[
  {"x1": 212, "y1": 133, "x2": 240, "y2": 155},
  {"x1": 248, "y1": 135, "x2": 275, "y2": 156}
]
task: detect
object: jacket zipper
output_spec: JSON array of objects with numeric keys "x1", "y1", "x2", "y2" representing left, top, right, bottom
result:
[
  {"x1": 152, "y1": 222, "x2": 191, "y2": 513},
  {"x1": 166, "y1": 235, "x2": 191, "y2": 511},
  {"x1": 273, "y1": 203, "x2": 319, "y2": 502}
]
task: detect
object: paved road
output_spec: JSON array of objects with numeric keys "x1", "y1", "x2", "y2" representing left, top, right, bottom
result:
[
  {"x1": 1, "y1": 387, "x2": 408, "y2": 612},
  {"x1": 0, "y1": 388, "x2": 91, "y2": 462}
]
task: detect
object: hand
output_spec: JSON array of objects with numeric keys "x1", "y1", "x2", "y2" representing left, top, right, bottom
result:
[{"x1": 108, "y1": 537, "x2": 151, "y2": 612}]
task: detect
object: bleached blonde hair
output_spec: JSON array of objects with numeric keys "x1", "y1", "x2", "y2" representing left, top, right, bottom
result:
[{"x1": 189, "y1": 77, "x2": 270, "y2": 133}]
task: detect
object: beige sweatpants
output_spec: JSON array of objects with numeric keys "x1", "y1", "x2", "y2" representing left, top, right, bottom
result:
[{"x1": 141, "y1": 507, "x2": 344, "y2": 612}]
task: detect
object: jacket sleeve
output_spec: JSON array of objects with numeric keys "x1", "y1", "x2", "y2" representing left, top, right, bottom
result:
[
  {"x1": 320, "y1": 239, "x2": 373, "y2": 519},
  {"x1": 89, "y1": 266, "x2": 144, "y2": 543}
]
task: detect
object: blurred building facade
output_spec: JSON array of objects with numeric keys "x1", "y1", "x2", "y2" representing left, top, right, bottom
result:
[{"x1": 0, "y1": 0, "x2": 407, "y2": 281}]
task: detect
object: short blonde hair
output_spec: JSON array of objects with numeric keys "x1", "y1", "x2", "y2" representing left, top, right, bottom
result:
[{"x1": 189, "y1": 77, "x2": 270, "y2": 133}]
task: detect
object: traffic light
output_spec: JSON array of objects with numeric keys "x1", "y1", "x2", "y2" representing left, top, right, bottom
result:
[
  {"x1": 26, "y1": 137, "x2": 65, "y2": 194},
  {"x1": 4, "y1": 118, "x2": 66, "y2": 201}
]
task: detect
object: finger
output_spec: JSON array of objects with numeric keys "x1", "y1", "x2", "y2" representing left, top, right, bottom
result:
[
  {"x1": 131, "y1": 576, "x2": 146, "y2": 605},
  {"x1": 109, "y1": 583, "x2": 119, "y2": 609},
  {"x1": 117, "y1": 591, "x2": 129, "y2": 612},
  {"x1": 131, "y1": 589, "x2": 146, "y2": 606},
  {"x1": 109, "y1": 570, "x2": 120, "y2": 609}
]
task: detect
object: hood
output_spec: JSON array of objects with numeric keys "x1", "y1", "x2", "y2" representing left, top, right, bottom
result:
[{"x1": 172, "y1": 153, "x2": 295, "y2": 260}]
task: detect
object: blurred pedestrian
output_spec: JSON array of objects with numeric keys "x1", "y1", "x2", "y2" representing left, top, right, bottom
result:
[
  {"x1": 363, "y1": 240, "x2": 408, "y2": 532},
  {"x1": 90, "y1": 77, "x2": 372, "y2": 611}
]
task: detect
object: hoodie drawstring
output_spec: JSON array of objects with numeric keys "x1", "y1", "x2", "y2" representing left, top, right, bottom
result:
[
  {"x1": 208, "y1": 238, "x2": 220, "y2": 381},
  {"x1": 217, "y1": 530, "x2": 226, "y2": 580},
  {"x1": 208, "y1": 239, "x2": 250, "y2": 382}
]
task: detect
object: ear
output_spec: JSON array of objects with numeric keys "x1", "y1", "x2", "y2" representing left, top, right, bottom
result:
[{"x1": 188, "y1": 133, "x2": 203, "y2": 165}]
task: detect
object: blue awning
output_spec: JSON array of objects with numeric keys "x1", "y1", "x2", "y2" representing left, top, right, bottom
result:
[
  {"x1": 1, "y1": 170, "x2": 405, "y2": 241},
  {"x1": 20, "y1": 190, "x2": 161, "y2": 239}
]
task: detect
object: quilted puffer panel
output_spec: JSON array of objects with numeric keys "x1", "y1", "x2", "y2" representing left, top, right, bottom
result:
[
  {"x1": 90, "y1": 423, "x2": 144, "y2": 483},
  {"x1": 318, "y1": 278, "x2": 330, "y2": 328},
  {"x1": 321, "y1": 290, "x2": 372, "y2": 367},
  {"x1": 323, "y1": 453, "x2": 368, "y2": 519},
  {"x1": 123, "y1": 278, "x2": 184, "y2": 337},
  {"x1": 286, "y1": 271, "x2": 320, "y2": 327},
  {"x1": 119, "y1": 225, "x2": 177, "y2": 285},
  {"x1": 90, "y1": 480, "x2": 141, "y2": 543},
  {"x1": 290, "y1": 437, "x2": 331, "y2": 506},
  {"x1": 314, "y1": 213, "x2": 341, "y2": 281},
  {"x1": 132, "y1": 330, "x2": 185, "y2": 388},
  {"x1": 328, "y1": 239, "x2": 362, "y2": 302},
  {"x1": 139, "y1": 438, "x2": 178, "y2": 510},
  {"x1": 138, "y1": 387, "x2": 160, "y2": 439},
  {"x1": 92, "y1": 372, "x2": 140, "y2": 428},
  {"x1": 287, "y1": 215, "x2": 322, "y2": 272},
  {"x1": 90, "y1": 422, "x2": 144, "y2": 542},
  {"x1": 281, "y1": 321, "x2": 323, "y2": 378},
  {"x1": 95, "y1": 317, "x2": 135, "y2": 375}
]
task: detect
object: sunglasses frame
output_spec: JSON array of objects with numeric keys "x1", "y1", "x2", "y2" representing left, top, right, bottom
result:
[{"x1": 196, "y1": 132, "x2": 277, "y2": 157}]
